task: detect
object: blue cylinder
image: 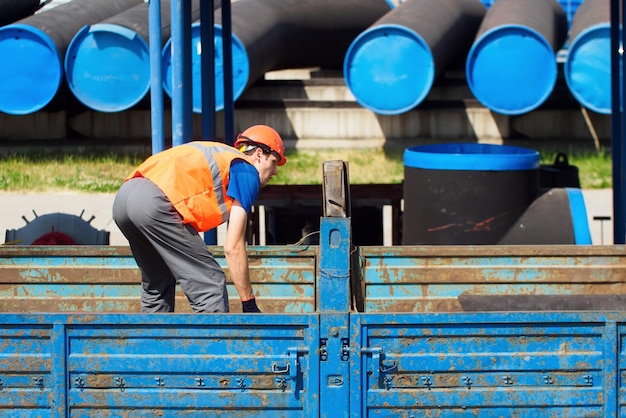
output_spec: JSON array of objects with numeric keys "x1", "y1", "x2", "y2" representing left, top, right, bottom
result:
[
  {"x1": 564, "y1": 0, "x2": 614, "y2": 114},
  {"x1": 466, "y1": 0, "x2": 568, "y2": 115},
  {"x1": 402, "y1": 143, "x2": 540, "y2": 245},
  {"x1": 0, "y1": 0, "x2": 143, "y2": 115},
  {"x1": 343, "y1": 0, "x2": 486, "y2": 115}
]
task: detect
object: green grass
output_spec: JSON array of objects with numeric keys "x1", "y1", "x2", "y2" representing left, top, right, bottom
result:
[
  {"x1": 0, "y1": 147, "x2": 614, "y2": 193},
  {"x1": 0, "y1": 152, "x2": 145, "y2": 193}
]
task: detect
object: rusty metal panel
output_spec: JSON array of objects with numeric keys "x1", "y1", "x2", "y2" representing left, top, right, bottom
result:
[
  {"x1": 0, "y1": 245, "x2": 318, "y2": 313},
  {"x1": 357, "y1": 245, "x2": 626, "y2": 312},
  {"x1": 350, "y1": 311, "x2": 621, "y2": 417},
  {"x1": 0, "y1": 319, "x2": 66, "y2": 416},
  {"x1": 0, "y1": 313, "x2": 319, "y2": 417}
]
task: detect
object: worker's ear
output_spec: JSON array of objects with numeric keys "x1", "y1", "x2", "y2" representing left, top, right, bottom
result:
[{"x1": 253, "y1": 147, "x2": 264, "y2": 162}]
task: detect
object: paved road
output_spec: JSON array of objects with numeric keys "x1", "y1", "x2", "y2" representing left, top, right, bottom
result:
[{"x1": 0, "y1": 189, "x2": 616, "y2": 246}]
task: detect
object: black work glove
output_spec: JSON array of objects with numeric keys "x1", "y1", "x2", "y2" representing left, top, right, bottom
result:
[{"x1": 242, "y1": 297, "x2": 261, "y2": 313}]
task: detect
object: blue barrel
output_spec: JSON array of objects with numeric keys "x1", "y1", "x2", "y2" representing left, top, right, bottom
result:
[
  {"x1": 466, "y1": 0, "x2": 568, "y2": 115},
  {"x1": 402, "y1": 143, "x2": 540, "y2": 245},
  {"x1": 564, "y1": 0, "x2": 613, "y2": 114},
  {"x1": 343, "y1": 0, "x2": 486, "y2": 115},
  {"x1": 0, "y1": 0, "x2": 143, "y2": 115},
  {"x1": 64, "y1": 1, "x2": 203, "y2": 113}
]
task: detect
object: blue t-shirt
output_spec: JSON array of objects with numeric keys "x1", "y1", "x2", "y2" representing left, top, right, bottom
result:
[{"x1": 227, "y1": 160, "x2": 260, "y2": 212}]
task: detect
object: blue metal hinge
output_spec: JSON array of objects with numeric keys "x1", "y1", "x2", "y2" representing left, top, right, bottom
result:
[{"x1": 321, "y1": 337, "x2": 349, "y2": 361}]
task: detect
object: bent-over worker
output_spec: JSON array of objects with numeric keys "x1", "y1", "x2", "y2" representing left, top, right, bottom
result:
[{"x1": 112, "y1": 125, "x2": 287, "y2": 313}]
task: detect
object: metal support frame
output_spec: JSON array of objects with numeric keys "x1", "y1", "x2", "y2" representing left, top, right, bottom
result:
[
  {"x1": 611, "y1": 0, "x2": 625, "y2": 244},
  {"x1": 148, "y1": 0, "x2": 234, "y2": 153}
]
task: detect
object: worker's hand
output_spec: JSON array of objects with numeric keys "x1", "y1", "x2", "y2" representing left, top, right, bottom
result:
[{"x1": 242, "y1": 297, "x2": 261, "y2": 313}]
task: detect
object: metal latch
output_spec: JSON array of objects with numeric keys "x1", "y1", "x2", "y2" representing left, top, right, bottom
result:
[
  {"x1": 361, "y1": 347, "x2": 398, "y2": 383},
  {"x1": 271, "y1": 346, "x2": 309, "y2": 395}
]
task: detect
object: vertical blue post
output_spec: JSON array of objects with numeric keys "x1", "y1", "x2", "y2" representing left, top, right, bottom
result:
[
  {"x1": 149, "y1": 0, "x2": 164, "y2": 154},
  {"x1": 319, "y1": 217, "x2": 351, "y2": 312},
  {"x1": 201, "y1": 0, "x2": 217, "y2": 245},
  {"x1": 602, "y1": 319, "x2": 619, "y2": 417},
  {"x1": 319, "y1": 217, "x2": 351, "y2": 417},
  {"x1": 611, "y1": 0, "x2": 625, "y2": 243},
  {"x1": 221, "y1": 0, "x2": 234, "y2": 144},
  {"x1": 171, "y1": 0, "x2": 193, "y2": 146},
  {"x1": 52, "y1": 322, "x2": 67, "y2": 416},
  {"x1": 200, "y1": 0, "x2": 216, "y2": 141}
]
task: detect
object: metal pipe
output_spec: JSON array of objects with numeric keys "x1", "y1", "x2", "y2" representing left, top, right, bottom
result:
[
  {"x1": 611, "y1": 0, "x2": 626, "y2": 243},
  {"x1": 149, "y1": 0, "x2": 165, "y2": 154},
  {"x1": 171, "y1": 0, "x2": 193, "y2": 146}
]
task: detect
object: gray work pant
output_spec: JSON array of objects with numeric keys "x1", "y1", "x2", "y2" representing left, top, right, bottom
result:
[{"x1": 112, "y1": 177, "x2": 229, "y2": 313}]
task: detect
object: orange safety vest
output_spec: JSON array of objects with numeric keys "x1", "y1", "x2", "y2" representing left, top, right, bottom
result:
[{"x1": 125, "y1": 141, "x2": 254, "y2": 232}]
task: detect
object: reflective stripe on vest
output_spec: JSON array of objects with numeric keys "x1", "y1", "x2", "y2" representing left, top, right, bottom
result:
[{"x1": 125, "y1": 141, "x2": 253, "y2": 231}]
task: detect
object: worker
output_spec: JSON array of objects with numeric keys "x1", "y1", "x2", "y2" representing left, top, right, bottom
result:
[{"x1": 112, "y1": 125, "x2": 287, "y2": 314}]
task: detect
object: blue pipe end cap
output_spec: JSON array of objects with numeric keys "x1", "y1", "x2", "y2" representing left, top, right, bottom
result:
[
  {"x1": 65, "y1": 24, "x2": 150, "y2": 112},
  {"x1": 466, "y1": 25, "x2": 558, "y2": 115},
  {"x1": 566, "y1": 188, "x2": 592, "y2": 245},
  {"x1": 344, "y1": 24, "x2": 434, "y2": 116},
  {"x1": 162, "y1": 23, "x2": 249, "y2": 113},
  {"x1": 564, "y1": 24, "x2": 613, "y2": 115},
  {"x1": 0, "y1": 24, "x2": 62, "y2": 115},
  {"x1": 404, "y1": 143, "x2": 540, "y2": 171}
]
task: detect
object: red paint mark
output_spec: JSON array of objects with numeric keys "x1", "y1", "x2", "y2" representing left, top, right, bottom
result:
[
  {"x1": 427, "y1": 223, "x2": 460, "y2": 232},
  {"x1": 428, "y1": 213, "x2": 510, "y2": 233},
  {"x1": 466, "y1": 216, "x2": 495, "y2": 232}
]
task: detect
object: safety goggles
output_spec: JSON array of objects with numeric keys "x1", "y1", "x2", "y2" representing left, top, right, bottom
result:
[{"x1": 237, "y1": 134, "x2": 281, "y2": 162}]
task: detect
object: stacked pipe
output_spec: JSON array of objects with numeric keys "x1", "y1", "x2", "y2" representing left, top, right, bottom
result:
[
  {"x1": 564, "y1": 0, "x2": 618, "y2": 115},
  {"x1": 161, "y1": 0, "x2": 393, "y2": 113},
  {"x1": 343, "y1": 0, "x2": 486, "y2": 115},
  {"x1": 64, "y1": 0, "x2": 204, "y2": 113},
  {"x1": 0, "y1": 0, "x2": 143, "y2": 115},
  {"x1": 465, "y1": 0, "x2": 568, "y2": 115}
]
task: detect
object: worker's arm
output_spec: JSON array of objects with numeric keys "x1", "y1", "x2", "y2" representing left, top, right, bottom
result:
[{"x1": 224, "y1": 200, "x2": 260, "y2": 312}]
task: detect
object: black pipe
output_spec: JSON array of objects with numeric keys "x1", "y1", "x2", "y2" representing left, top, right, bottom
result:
[
  {"x1": 474, "y1": 0, "x2": 567, "y2": 48},
  {"x1": 216, "y1": 0, "x2": 392, "y2": 89},
  {"x1": 0, "y1": 0, "x2": 41, "y2": 26},
  {"x1": 564, "y1": 0, "x2": 618, "y2": 114},
  {"x1": 64, "y1": 0, "x2": 205, "y2": 112},
  {"x1": 0, "y1": 0, "x2": 143, "y2": 114},
  {"x1": 570, "y1": 0, "x2": 612, "y2": 39},
  {"x1": 12, "y1": 0, "x2": 144, "y2": 57},
  {"x1": 343, "y1": 0, "x2": 486, "y2": 115},
  {"x1": 466, "y1": 0, "x2": 568, "y2": 115}
]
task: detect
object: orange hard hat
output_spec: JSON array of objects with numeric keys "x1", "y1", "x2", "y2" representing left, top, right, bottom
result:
[{"x1": 234, "y1": 125, "x2": 287, "y2": 166}]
